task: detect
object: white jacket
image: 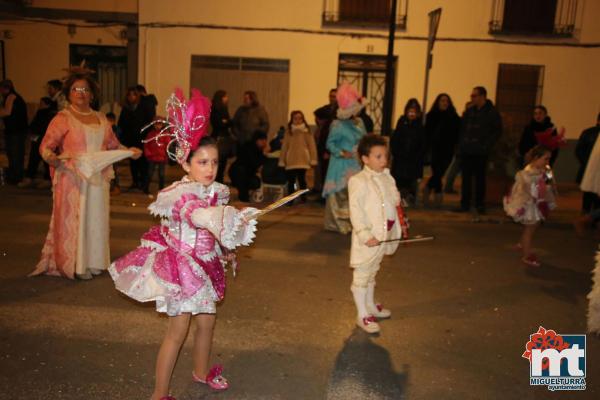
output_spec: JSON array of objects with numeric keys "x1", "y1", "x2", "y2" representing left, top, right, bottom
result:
[{"x1": 348, "y1": 166, "x2": 402, "y2": 267}]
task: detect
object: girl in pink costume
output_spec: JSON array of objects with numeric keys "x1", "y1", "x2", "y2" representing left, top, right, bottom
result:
[
  {"x1": 109, "y1": 89, "x2": 259, "y2": 400},
  {"x1": 503, "y1": 145, "x2": 556, "y2": 267}
]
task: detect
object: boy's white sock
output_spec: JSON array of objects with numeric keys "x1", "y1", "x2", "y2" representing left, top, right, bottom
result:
[
  {"x1": 366, "y1": 282, "x2": 378, "y2": 311},
  {"x1": 351, "y1": 285, "x2": 369, "y2": 319},
  {"x1": 366, "y1": 281, "x2": 391, "y2": 318}
]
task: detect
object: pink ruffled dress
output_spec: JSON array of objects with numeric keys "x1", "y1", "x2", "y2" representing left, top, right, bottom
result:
[
  {"x1": 503, "y1": 165, "x2": 556, "y2": 225},
  {"x1": 109, "y1": 177, "x2": 257, "y2": 316}
]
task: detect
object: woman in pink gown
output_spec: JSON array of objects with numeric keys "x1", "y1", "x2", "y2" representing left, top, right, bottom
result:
[{"x1": 31, "y1": 72, "x2": 141, "y2": 279}]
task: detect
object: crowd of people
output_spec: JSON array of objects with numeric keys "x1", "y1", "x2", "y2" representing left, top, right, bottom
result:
[
  {"x1": 3, "y1": 68, "x2": 600, "y2": 399},
  {"x1": 3, "y1": 77, "x2": 600, "y2": 234},
  {"x1": 2, "y1": 76, "x2": 600, "y2": 241}
]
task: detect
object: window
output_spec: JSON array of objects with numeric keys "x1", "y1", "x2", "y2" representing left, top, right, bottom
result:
[
  {"x1": 322, "y1": 0, "x2": 407, "y2": 30},
  {"x1": 489, "y1": 0, "x2": 578, "y2": 37}
]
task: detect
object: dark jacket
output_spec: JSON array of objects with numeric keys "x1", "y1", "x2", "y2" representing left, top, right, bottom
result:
[
  {"x1": 29, "y1": 106, "x2": 57, "y2": 141},
  {"x1": 118, "y1": 103, "x2": 147, "y2": 148},
  {"x1": 519, "y1": 117, "x2": 553, "y2": 157},
  {"x1": 518, "y1": 117, "x2": 558, "y2": 166},
  {"x1": 458, "y1": 100, "x2": 502, "y2": 156},
  {"x1": 391, "y1": 116, "x2": 426, "y2": 180},
  {"x1": 425, "y1": 108, "x2": 460, "y2": 163},
  {"x1": 314, "y1": 103, "x2": 336, "y2": 157},
  {"x1": 139, "y1": 94, "x2": 157, "y2": 126},
  {"x1": 210, "y1": 106, "x2": 231, "y2": 138},
  {"x1": 230, "y1": 141, "x2": 266, "y2": 178},
  {"x1": 232, "y1": 105, "x2": 269, "y2": 146},
  {"x1": 359, "y1": 109, "x2": 374, "y2": 134},
  {"x1": 575, "y1": 125, "x2": 600, "y2": 183},
  {"x1": 2, "y1": 91, "x2": 28, "y2": 135}
]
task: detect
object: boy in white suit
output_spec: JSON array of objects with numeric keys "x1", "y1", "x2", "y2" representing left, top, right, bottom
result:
[{"x1": 348, "y1": 134, "x2": 405, "y2": 333}]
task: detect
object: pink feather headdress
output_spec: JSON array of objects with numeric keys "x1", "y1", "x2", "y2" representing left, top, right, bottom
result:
[
  {"x1": 535, "y1": 127, "x2": 567, "y2": 150},
  {"x1": 143, "y1": 88, "x2": 211, "y2": 164},
  {"x1": 336, "y1": 82, "x2": 366, "y2": 119}
]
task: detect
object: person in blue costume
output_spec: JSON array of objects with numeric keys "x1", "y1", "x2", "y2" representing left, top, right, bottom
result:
[{"x1": 322, "y1": 83, "x2": 367, "y2": 234}]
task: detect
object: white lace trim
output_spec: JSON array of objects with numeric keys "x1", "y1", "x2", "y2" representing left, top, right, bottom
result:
[
  {"x1": 109, "y1": 249, "x2": 220, "y2": 317},
  {"x1": 148, "y1": 179, "x2": 230, "y2": 218},
  {"x1": 220, "y1": 207, "x2": 258, "y2": 250},
  {"x1": 337, "y1": 102, "x2": 365, "y2": 120}
]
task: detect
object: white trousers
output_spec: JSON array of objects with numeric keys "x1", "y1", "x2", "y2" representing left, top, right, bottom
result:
[{"x1": 351, "y1": 253, "x2": 384, "y2": 288}]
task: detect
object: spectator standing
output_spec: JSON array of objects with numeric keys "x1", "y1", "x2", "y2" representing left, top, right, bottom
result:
[
  {"x1": 210, "y1": 90, "x2": 234, "y2": 183},
  {"x1": 118, "y1": 87, "x2": 148, "y2": 191},
  {"x1": 106, "y1": 112, "x2": 122, "y2": 195},
  {"x1": 47, "y1": 79, "x2": 68, "y2": 111},
  {"x1": 518, "y1": 105, "x2": 558, "y2": 167},
  {"x1": 0, "y1": 79, "x2": 29, "y2": 185},
  {"x1": 18, "y1": 97, "x2": 57, "y2": 189},
  {"x1": 313, "y1": 88, "x2": 338, "y2": 193},
  {"x1": 232, "y1": 91, "x2": 269, "y2": 148},
  {"x1": 143, "y1": 116, "x2": 170, "y2": 195},
  {"x1": 358, "y1": 107, "x2": 375, "y2": 135},
  {"x1": 423, "y1": 93, "x2": 460, "y2": 207},
  {"x1": 278, "y1": 110, "x2": 317, "y2": 201},
  {"x1": 456, "y1": 86, "x2": 502, "y2": 214},
  {"x1": 390, "y1": 98, "x2": 426, "y2": 205},
  {"x1": 136, "y1": 84, "x2": 158, "y2": 125},
  {"x1": 229, "y1": 131, "x2": 268, "y2": 202}
]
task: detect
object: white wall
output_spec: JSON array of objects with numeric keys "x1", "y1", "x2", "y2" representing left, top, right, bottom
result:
[
  {"x1": 0, "y1": 24, "x2": 127, "y2": 106},
  {"x1": 138, "y1": 0, "x2": 600, "y2": 139},
  {"x1": 30, "y1": 0, "x2": 137, "y2": 13}
]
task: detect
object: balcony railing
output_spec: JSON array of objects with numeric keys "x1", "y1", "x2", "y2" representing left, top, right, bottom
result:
[
  {"x1": 322, "y1": 0, "x2": 407, "y2": 30},
  {"x1": 489, "y1": 0, "x2": 578, "y2": 37}
]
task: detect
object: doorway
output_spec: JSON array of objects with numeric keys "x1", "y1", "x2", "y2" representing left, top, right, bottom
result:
[
  {"x1": 496, "y1": 63, "x2": 544, "y2": 144},
  {"x1": 190, "y1": 55, "x2": 290, "y2": 136},
  {"x1": 69, "y1": 44, "x2": 128, "y2": 113},
  {"x1": 337, "y1": 53, "x2": 397, "y2": 134}
]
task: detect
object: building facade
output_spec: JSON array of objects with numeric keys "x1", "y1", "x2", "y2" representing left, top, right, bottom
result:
[{"x1": 1, "y1": 0, "x2": 599, "y2": 179}]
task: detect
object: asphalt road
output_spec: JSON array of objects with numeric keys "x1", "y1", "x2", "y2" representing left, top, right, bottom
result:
[{"x1": 0, "y1": 183, "x2": 598, "y2": 400}]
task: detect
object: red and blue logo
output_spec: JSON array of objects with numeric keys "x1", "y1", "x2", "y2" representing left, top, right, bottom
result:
[{"x1": 522, "y1": 326, "x2": 586, "y2": 391}]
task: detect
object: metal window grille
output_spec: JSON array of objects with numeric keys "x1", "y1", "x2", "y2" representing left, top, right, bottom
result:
[
  {"x1": 489, "y1": 0, "x2": 578, "y2": 37},
  {"x1": 322, "y1": 0, "x2": 407, "y2": 30}
]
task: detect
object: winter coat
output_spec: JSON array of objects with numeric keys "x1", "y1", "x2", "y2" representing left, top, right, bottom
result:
[
  {"x1": 458, "y1": 100, "x2": 502, "y2": 156},
  {"x1": 278, "y1": 125, "x2": 318, "y2": 170},
  {"x1": 29, "y1": 106, "x2": 57, "y2": 141},
  {"x1": 519, "y1": 117, "x2": 554, "y2": 157},
  {"x1": 118, "y1": 103, "x2": 146, "y2": 148},
  {"x1": 210, "y1": 106, "x2": 231, "y2": 138},
  {"x1": 359, "y1": 109, "x2": 374, "y2": 134},
  {"x1": 232, "y1": 104, "x2": 269, "y2": 146},
  {"x1": 314, "y1": 103, "x2": 336, "y2": 157},
  {"x1": 211, "y1": 105, "x2": 235, "y2": 158},
  {"x1": 1, "y1": 91, "x2": 28, "y2": 135},
  {"x1": 229, "y1": 141, "x2": 267, "y2": 178},
  {"x1": 575, "y1": 125, "x2": 600, "y2": 183},
  {"x1": 518, "y1": 117, "x2": 558, "y2": 166},
  {"x1": 391, "y1": 116, "x2": 426, "y2": 180},
  {"x1": 425, "y1": 108, "x2": 460, "y2": 165}
]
